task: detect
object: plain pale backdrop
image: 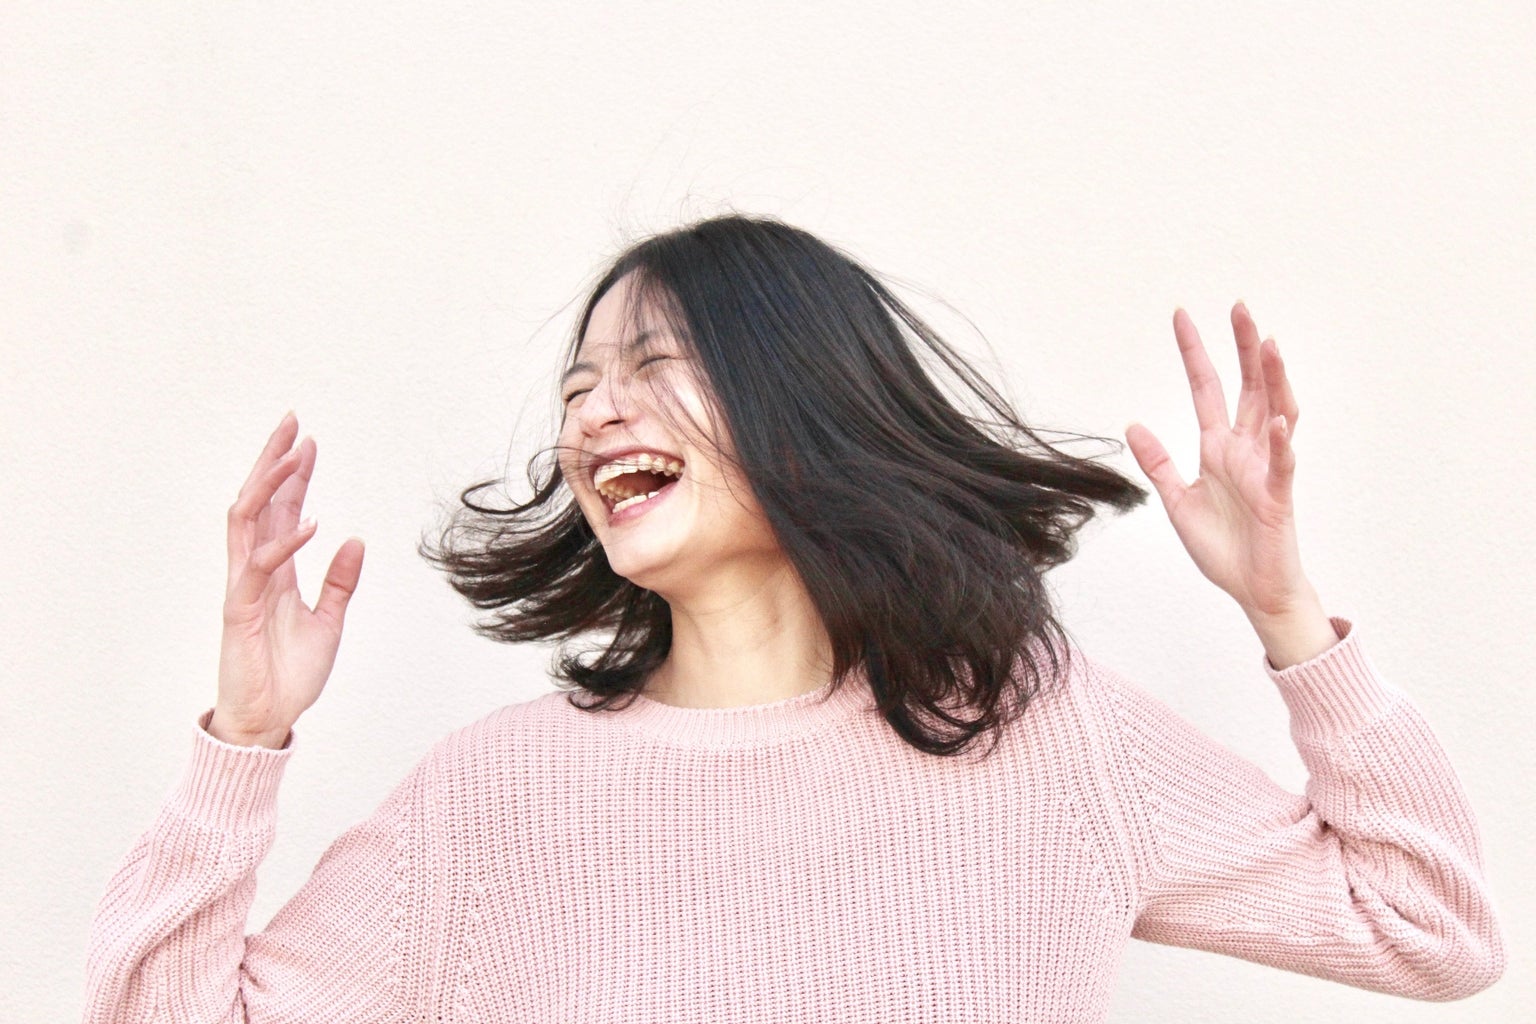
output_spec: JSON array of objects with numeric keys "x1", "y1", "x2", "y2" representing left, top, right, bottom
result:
[{"x1": 3, "y1": 2, "x2": 1532, "y2": 1021}]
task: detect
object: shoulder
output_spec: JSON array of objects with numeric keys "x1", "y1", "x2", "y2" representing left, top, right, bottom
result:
[
  {"x1": 1003, "y1": 639, "x2": 1215, "y2": 793},
  {"x1": 1014, "y1": 640, "x2": 1139, "y2": 733},
  {"x1": 1020, "y1": 640, "x2": 1217, "y2": 757},
  {"x1": 409, "y1": 687, "x2": 602, "y2": 808},
  {"x1": 428, "y1": 686, "x2": 585, "y2": 764},
  {"x1": 982, "y1": 641, "x2": 1141, "y2": 783}
]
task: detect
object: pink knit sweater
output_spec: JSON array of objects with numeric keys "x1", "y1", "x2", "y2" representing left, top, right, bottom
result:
[{"x1": 83, "y1": 618, "x2": 1503, "y2": 1022}]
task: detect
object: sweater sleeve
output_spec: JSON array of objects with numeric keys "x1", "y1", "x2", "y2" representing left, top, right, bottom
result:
[
  {"x1": 83, "y1": 712, "x2": 446, "y2": 1024},
  {"x1": 1096, "y1": 618, "x2": 1505, "y2": 1001}
]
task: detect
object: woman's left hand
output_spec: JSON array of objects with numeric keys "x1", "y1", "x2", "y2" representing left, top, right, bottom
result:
[{"x1": 1125, "y1": 303, "x2": 1339, "y2": 669}]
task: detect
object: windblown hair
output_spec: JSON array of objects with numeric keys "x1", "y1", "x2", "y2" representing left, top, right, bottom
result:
[{"x1": 420, "y1": 214, "x2": 1147, "y2": 758}]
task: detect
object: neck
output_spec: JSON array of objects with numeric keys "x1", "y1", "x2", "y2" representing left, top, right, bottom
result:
[{"x1": 646, "y1": 562, "x2": 833, "y2": 709}]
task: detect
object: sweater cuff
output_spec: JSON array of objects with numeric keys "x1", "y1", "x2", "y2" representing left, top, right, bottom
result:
[
  {"x1": 167, "y1": 709, "x2": 293, "y2": 832},
  {"x1": 1263, "y1": 617, "x2": 1405, "y2": 745}
]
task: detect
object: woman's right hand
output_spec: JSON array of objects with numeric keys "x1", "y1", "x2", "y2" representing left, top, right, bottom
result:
[{"x1": 208, "y1": 412, "x2": 365, "y2": 748}]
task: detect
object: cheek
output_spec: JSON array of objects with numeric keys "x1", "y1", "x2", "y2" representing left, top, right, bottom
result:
[
  {"x1": 554, "y1": 420, "x2": 586, "y2": 478},
  {"x1": 695, "y1": 463, "x2": 770, "y2": 528},
  {"x1": 654, "y1": 371, "x2": 732, "y2": 453}
]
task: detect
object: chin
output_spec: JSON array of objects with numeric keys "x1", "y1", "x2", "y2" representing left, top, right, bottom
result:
[
  {"x1": 597, "y1": 532, "x2": 688, "y2": 592},
  {"x1": 605, "y1": 555, "x2": 687, "y2": 597}
]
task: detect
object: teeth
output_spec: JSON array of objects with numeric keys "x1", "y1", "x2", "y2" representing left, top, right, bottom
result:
[
  {"x1": 612, "y1": 490, "x2": 660, "y2": 514},
  {"x1": 593, "y1": 453, "x2": 684, "y2": 491},
  {"x1": 591, "y1": 450, "x2": 684, "y2": 509}
]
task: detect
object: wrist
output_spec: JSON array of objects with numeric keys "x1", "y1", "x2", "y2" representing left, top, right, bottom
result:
[
  {"x1": 1243, "y1": 587, "x2": 1339, "y2": 670},
  {"x1": 207, "y1": 709, "x2": 291, "y2": 750}
]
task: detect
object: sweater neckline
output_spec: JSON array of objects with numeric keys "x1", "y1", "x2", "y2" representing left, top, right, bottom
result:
[{"x1": 613, "y1": 671, "x2": 875, "y2": 748}]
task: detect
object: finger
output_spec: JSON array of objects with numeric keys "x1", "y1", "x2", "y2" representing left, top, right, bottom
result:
[
  {"x1": 1230, "y1": 302, "x2": 1270, "y2": 437},
  {"x1": 1265, "y1": 415, "x2": 1296, "y2": 505},
  {"x1": 227, "y1": 448, "x2": 305, "y2": 572},
  {"x1": 1172, "y1": 308, "x2": 1230, "y2": 432},
  {"x1": 237, "y1": 411, "x2": 300, "y2": 497},
  {"x1": 228, "y1": 517, "x2": 318, "y2": 609},
  {"x1": 1261, "y1": 338, "x2": 1300, "y2": 438},
  {"x1": 1125, "y1": 422, "x2": 1188, "y2": 512},
  {"x1": 265, "y1": 438, "x2": 317, "y2": 590},
  {"x1": 268, "y1": 436, "x2": 316, "y2": 528},
  {"x1": 269, "y1": 437, "x2": 317, "y2": 534},
  {"x1": 313, "y1": 537, "x2": 365, "y2": 632}
]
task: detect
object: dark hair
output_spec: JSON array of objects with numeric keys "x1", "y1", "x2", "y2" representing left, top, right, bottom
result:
[{"x1": 419, "y1": 214, "x2": 1147, "y2": 758}]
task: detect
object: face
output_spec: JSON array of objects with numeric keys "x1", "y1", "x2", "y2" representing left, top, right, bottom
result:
[{"x1": 557, "y1": 272, "x2": 786, "y2": 597}]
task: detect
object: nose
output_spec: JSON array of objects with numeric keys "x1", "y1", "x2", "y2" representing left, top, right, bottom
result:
[{"x1": 573, "y1": 371, "x2": 635, "y2": 438}]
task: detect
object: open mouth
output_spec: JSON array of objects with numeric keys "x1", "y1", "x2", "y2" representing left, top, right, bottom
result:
[{"x1": 593, "y1": 453, "x2": 684, "y2": 514}]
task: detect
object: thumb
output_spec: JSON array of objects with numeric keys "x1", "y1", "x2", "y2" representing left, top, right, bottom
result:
[
  {"x1": 1125, "y1": 422, "x2": 1186, "y2": 512},
  {"x1": 313, "y1": 537, "x2": 365, "y2": 632}
]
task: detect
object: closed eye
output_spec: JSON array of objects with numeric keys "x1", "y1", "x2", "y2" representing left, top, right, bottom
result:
[{"x1": 561, "y1": 354, "x2": 676, "y2": 405}]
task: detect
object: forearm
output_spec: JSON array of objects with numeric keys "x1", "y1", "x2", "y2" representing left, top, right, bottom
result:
[
  {"x1": 84, "y1": 717, "x2": 288, "y2": 1023},
  {"x1": 1121, "y1": 622, "x2": 1505, "y2": 999},
  {"x1": 1273, "y1": 633, "x2": 1505, "y2": 997}
]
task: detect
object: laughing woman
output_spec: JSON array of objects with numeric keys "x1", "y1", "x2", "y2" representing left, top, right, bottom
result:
[{"x1": 84, "y1": 215, "x2": 1504, "y2": 1022}]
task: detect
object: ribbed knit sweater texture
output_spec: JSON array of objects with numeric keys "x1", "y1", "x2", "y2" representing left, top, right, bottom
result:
[{"x1": 83, "y1": 618, "x2": 1504, "y2": 1022}]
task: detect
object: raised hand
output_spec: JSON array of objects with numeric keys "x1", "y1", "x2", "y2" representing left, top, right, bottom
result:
[
  {"x1": 1124, "y1": 304, "x2": 1338, "y2": 669},
  {"x1": 209, "y1": 413, "x2": 365, "y2": 748}
]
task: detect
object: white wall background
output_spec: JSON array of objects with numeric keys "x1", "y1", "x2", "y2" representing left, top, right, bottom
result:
[{"x1": 3, "y1": 2, "x2": 1532, "y2": 1020}]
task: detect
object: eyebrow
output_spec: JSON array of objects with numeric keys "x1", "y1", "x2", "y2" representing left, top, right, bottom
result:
[{"x1": 560, "y1": 330, "x2": 659, "y2": 388}]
